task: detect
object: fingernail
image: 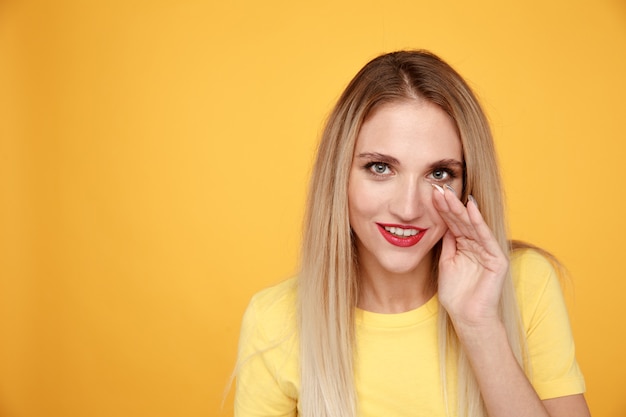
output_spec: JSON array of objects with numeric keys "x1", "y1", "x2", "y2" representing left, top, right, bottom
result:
[
  {"x1": 468, "y1": 194, "x2": 477, "y2": 208},
  {"x1": 431, "y1": 183, "x2": 445, "y2": 195},
  {"x1": 444, "y1": 184, "x2": 456, "y2": 196}
]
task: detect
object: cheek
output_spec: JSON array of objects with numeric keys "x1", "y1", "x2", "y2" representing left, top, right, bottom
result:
[
  {"x1": 348, "y1": 182, "x2": 367, "y2": 220},
  {"x1": 426, "y1": 199, "x2": 444, "y2": 225},
  {"x1": 422, "y1": 187, "x2": 446, "y2": 222},
  {"x1": 347, "y1": 179, "x2": 381, "y2": 222}
]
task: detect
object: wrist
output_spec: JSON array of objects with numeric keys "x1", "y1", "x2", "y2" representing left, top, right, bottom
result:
[{"x1": 450, "y1": 316, "x2": 507, "y2": 348}]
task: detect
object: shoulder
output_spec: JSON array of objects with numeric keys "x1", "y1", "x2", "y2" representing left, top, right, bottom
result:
[
  {"x1": 509, "y1": 248, "x2": 568, "y2": 332},
  {"x1": 509, "y1": 249, "x2": 586, "y2": 398},
  {"x1": 240, "y1": 278, "x2": 298, "y2": 348},
  {"x1": 510, "y1": 248, "x2": 562, "y2": 295},
  {"x1": 247, "y1": 277, "x2": 298, "y2": 320},
  {"x1": 236, "y1": 279, "x2": 301, "y2": 414}
]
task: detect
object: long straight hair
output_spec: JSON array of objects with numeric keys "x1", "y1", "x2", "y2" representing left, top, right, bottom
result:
[{"x1": 298, "y1": 50, "x2": 527, "y2": 417}]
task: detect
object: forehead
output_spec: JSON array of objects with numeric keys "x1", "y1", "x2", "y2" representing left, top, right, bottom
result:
[{"x1": 355, "y1": 100, "x2": 462, "y2": 160}]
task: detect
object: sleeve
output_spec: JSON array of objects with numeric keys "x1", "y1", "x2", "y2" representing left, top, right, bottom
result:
[
  {"x1": 234, "y1": 294, "x2": 298, "y2": 417},
  {"x1": 514, "y1": 250, "x2": 586, "y2": 400}
]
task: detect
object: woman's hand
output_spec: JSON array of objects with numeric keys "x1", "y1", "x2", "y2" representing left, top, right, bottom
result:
[
  {"x1": 430, "y1": 185, "x2": 592, "y2": 417},
  {"x1": 431, "y1": 184, "x2": 508, "y2": 331}
]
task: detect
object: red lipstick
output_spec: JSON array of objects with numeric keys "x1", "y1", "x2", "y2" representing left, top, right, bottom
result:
[{"x1": 376, "y1": 223, "x2": 426, "y2": 247}]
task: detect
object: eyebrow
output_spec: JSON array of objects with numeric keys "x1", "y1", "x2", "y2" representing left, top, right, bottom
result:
[
  {"x1": 428, "y1": 159, "x2": 464, "y2": 170},
  {"x1": 356, "y1": 153, "x2": 464, "y2": 170},
  {"x1": 355, "y1": 152, "x2": 400, "y2": 165}
]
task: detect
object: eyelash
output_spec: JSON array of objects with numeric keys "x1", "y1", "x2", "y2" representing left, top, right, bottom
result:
[
  {"x1": 429, "y1": 168, "x2": 458, "y2": 183},
  {"x1": 364, "y1": 162, "x2": 392, "y2": 176},
  {"x1": 363, "y1": 162, "x2": 459, "y2": 182}
]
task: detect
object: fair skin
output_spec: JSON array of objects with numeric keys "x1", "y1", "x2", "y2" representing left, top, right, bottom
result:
[
  {"x1": 348, "y1": 99, "x2": 464, "y2": 313},
  {"x1": 348, "y1": 99, "x2": 591, "y2": 416}
]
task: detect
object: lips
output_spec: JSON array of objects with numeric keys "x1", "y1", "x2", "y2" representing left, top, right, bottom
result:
[{"x1": 376, "y1": 223, "x2": 427, "y2": 247}]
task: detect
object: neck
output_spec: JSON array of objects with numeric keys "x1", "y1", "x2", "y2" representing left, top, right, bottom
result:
[{"x1": 357, "y1": 254, "x2": 436, "y2": 314}]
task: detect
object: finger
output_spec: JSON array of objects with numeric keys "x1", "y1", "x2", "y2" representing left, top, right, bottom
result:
[
  {"x1": 436, "y1": 188, "x2": 503, "y2": 263},
  {"x1": 433, "y1": 185, "x2": 475, "y2": 238},
  {"x1": 431, "y1": 185, "x2": 466, "y2": 237},
  {"x1": 444, "y1": 187, "x2": 477, "y2": 237},
  {"x1": 465, "y1": 196, "x2": 503, "y2": 256}
]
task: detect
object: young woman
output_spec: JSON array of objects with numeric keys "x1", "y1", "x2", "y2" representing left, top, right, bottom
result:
[{"x1": 234, "y1": 50, "x2": 590, "y2": 417}]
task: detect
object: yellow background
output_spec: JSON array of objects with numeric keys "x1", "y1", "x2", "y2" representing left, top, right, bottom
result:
[{"x1": 1, "y1": 0, "x2": 625, "y2": 416}]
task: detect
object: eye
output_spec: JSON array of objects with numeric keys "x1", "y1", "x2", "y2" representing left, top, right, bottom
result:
[
  {"x1": 431, "y1": 169, "x2": 449, "y2": 181},
  {"x1": 367, "y1": 162, "x2": 391, "y2": 175}
]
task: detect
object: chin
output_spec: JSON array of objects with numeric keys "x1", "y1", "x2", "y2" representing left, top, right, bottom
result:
[
  {"x1": 378, "y1": 259, "x2": 425, "y2": 276},
  {"x1": 373, "y1": 246, "x2": 437, "y2": 276}
]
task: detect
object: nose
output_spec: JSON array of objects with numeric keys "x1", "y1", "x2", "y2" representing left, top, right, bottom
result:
[{"x1": 388, "y1": 176, "x2": 429, "y2": 222}]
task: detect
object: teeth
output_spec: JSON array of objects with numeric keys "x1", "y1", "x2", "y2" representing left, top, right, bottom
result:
[{"x1": 384, "y1": 226, "x2": 418, "y2": 237}]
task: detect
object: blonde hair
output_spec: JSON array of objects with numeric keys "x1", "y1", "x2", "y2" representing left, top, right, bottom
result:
[{"x1": 298, "y1": 50, "x2": 529, "y2": 417}]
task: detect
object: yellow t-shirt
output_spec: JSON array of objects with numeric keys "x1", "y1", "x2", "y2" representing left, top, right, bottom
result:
[{"x1": 235, "y1": 249, "x2": 586, "y2": 416}]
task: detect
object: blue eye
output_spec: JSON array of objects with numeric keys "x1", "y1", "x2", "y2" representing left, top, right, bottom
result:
[
  {"x1": 429, "y1": 168, "x2": 458, "y2": 182},
  {"x1": 373, "y1": 163, "x2": 388, "y2": 174},
  {"x1": 432, "y1": 169, "x2": 448, "y2": 180},
  {"x1": 366, "y1": 162, "x2": 391, "y2": 175}
]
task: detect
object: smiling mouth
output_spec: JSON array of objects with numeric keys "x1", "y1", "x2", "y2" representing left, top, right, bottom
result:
[
  {"x1": 377, "y1": 224, "x2": 426, "y2": 247},
  {"x1": 383, "y1": 226, "x2": 419, "y2": 237}
]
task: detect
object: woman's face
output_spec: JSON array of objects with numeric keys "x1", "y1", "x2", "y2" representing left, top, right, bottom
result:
[{"x1": 348, "y1": 99, "x2": 463, "y2": 279}]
